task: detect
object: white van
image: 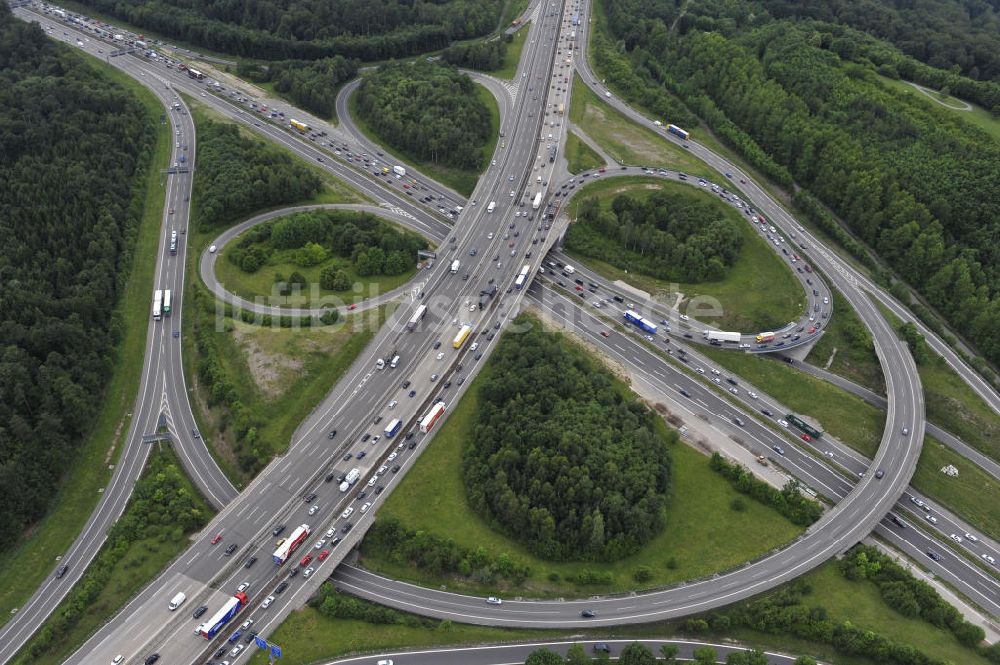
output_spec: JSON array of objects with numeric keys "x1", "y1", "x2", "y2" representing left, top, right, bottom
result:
[
  {"x1": 168, "y1": 592, "x2": 186, "y2": 611},
  {"x1": 487, "y1": 201, "x2": 496, "y2": 214},
  {"x1": 390, "y1": 355, "x2": 400, "y2": 368},
  {"x1": 376, "y1": 358, "x2": 385, "y2": 370}
]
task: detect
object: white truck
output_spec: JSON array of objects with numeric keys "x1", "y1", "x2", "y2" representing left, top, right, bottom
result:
[
  {"x1": 532, "y1": 192, "x2": 542, "y2": 210},
  {"x1": 392, "y1": 165, "x2": 406, "y2": 177},
  {"x1": 451, "y1": 259, "x2": 460, "y2": 274},
  {"x1": 564, "y1": 265, "x2": 575, "y2": 275},
  {"x1": 487, "y1": 201, "x2": 496, "y2": 213},
  {"x1": 339, "y1": 468, "x2": 361, "y2": 492},
  {"x1": 706, "y1": 330, "x2": 741, "y2": 344}
]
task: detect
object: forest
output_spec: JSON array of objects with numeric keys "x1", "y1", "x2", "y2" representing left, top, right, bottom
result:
[
  {"x1": 225, "y1": 208, "x2": 426, "y2": 282},
  {"x1": 0, "y1": 7, "x2": 155, "y2": 544},
  {"x1": 355, "y1": 62, "x2": 492, "y2": 170},
  {"x1": 441, "y1": 35, "x2": 509, "y2": 71},
  {"x1": 599, "y1": 1, "x2": 1000, "y2": 368},
  {"x1": 462, "y1": 320, "x2": 673, "y2": 562},
  {"x1": 73, "y1": 0, "x2": 504, "y2": 61},
  {"x1": 236, "y1": 55, "x2": 358, "y2": 119},
  {"x1": 193, "y1": 120, "x2": 321, "y2": 231},
  {"x1": 565, "y1": 189, "x2": 743, "y2": 283}
]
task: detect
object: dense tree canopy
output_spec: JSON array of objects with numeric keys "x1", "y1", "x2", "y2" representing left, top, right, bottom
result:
[
  {"x1": 566, "y1": 189, "x2": 743, "y2": 282},
  {"x1": 74, "y1": 0, "x2": 504, "y2": 61},
  {"x1": 355, "y1": 62, "x2": 492, "y2": 170},
  {"x1": 600, "y1": 1, "x2": 1000, "y2": 367},
  {"x1": 463, "y1": 321, "x2": 673, "y2": 562},
  {"x1": 0, "y1": 6, "x2": 155, "y2": 544},
  {"x1": 441, "y1": 35, "x2": 508, "y2": 71},
  {"x1": 193, "y1": 120, "x2": 321, "y2": 231},
  {"x1": 237, "y1": 56, "x2": 358, "y2": 119}
]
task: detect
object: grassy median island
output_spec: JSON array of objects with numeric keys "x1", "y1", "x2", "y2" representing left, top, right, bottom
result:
[
  {"x1": 563, "y1": 178, "x2": 803, "y2": 331},
  {"x1": 565, "y1": 130, "x2": 606, "y2": 173},
  {"x1": 213, "y1": 208, "x2": 427, "y2": 309},
  {"x1": 359, "y1": 316, "x2": 803, "y2": 596}
]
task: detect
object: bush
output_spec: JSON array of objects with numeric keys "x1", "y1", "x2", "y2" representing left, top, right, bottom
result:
[{"x1": 709, "y1": 453, "x2": 823, "y2": 526}]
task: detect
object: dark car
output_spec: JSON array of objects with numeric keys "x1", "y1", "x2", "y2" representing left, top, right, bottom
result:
[
  {"x1": 275, "y1": 582, "x2": 289, "y2": 594},
  {"x1": 927, "y1": 550, "x2": 941, "y2": 562},
  {"x1": 225, "y1": 543, "x2": 238, "y2": 556},
  {"x1": 402, "y1": 380, "x2": 411, "y2": 388},
  {"x1": 356, "y1": 490, "x2": 367, "y2": 500},
  {"x1": 325, "y1": 473, "x2": 336, "y2": 483},
  {"x1": 193, "y1": 605, "x2": 208, "y2": 619},
  {"x1": 408, "y1": 441, "x2": 417, "y2": 450},
  {"x1": 342, "y1": 522, "x2": 354, "y2": 533},
  {"x1": 342, "y1": 453, "x2": 352, "y2": 461},
  {"x1": 245, "y1": 556, "x2": 257, "y2": 568},
  {"x1": 327, "y1": 430, "x2": 337, "y2": 439},
  {"x1": 144, "y1": 655, "x2": 160, "y2": 665},
  {"x1": 55, "y1": 565, "x2": 68, "y2": 579},
  {"x1": 593, "y1": 643, "x2": 611, "y2": 653},
  {"x1": 356, "y1": 451, "x2": 366, "y2": 460},
  {"x1": 392, "y1": 465, "x2": 401, "y2": 474},
  {"x1": 304, "y1": 493, "x2": 317, "y2": 503},
  {"x1": 581, "y1": 609, "x2": 596, "y2": 618},
  {"x1": 214, "y1": 648, "x2": 226, "y2": 659},
  {"x1": 875, "y1": 469, "x2": 885, "y2": 479}
]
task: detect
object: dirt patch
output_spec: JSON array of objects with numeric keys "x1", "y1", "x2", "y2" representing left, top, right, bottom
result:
[
  {"x1": 582, "y1": 105, "x2": 666, "y2": 163},
  {"x1": 232, "y1": 326, "x2": 304, "y2": 399}
]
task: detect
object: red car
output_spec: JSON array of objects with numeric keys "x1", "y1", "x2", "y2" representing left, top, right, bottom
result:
[
  {"x1": 808, "y1": 326, "x2": 816, "y2": 334},
  {"x1": 600, "y1": 331, "x2": 610, "y2": 338},
  {"x1": 598, "y1": 167, "x2": 606, "y2": 173},
  {"x1": 211, "y1": 534, "x2": 222, "y2": 545},
  {"x1": 318, "y1": 549, "x2": 331, "y2": 561},
  {"x1": 300, "y1": 553, "x2": 313, "y2": 567},
  {"x1": 575, "y1": 285, "x2": 583, "y2": 291},
  {"x1": 347, "y1": 304, "x2": 357, "y2": 311},
  {"x1": 801, "y1": 434, "x2": 812, "y2": 443}
]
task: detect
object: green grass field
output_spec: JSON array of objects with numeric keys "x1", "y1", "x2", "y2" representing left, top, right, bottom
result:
[
  {"x1": 804, "y1": 287, "x2": 885, "y2": 394},
  {"x1": 563, "y1": 177, "x2": 804, "y2": 331},
  {"x1": 0, "y1": 63, "x2": 170, "y2": 627},
  {"x1": 569, "y1": 74, "x2": 712, "y2": 178},
  {"x1": 348, "y1": 81, "x2": 499, "y2": 197},
  {"x1": 494, "y1": 24, "x2": 530, "y2": 80},
  {"x1": 920, "y1": 358, "x2": 1000, "y2": 466},
  {"x1": 877, "y1": 74, "x2": 1000, "y2": 142},
  {"x1": 13, "y1": 448, "x2": 213, "y2": 665},
  {"x1": 564, "y1": 130, "x2": 605, "y2": 173},
  {"x1": 360, "y1": 345, "x2": 803, "y2": 597},
  {"x1": 913, "y1": 436, "x2": 1000, "y2": 541},
  {"x1": 214, "y1": 242, "x2": 419, "y2": 308}
]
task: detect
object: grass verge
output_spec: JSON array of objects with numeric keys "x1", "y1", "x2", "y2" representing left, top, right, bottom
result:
[
  {"x1": 804, "y1": 286, "x2": 884, "y2": 394},
  {"x1": 564, "y1": 130, "x2": 605, "y2": 173},
  {"x1": 563, "y1": 177, "x2": 804, "y2": 331},
  {"x1": 0, "y1": 62, "x2": 169, "y2": 625},
  {"x1": 348, "y1": 80, "x2": 499, "y2": 197},
  {"x1": 569, "y1": 73, "x2": 712, "y2": 177},
  {"x1": 12, "y1": 446, "x2": 213, "y2": 665},
  {"x1": 360, "y1": 340, "x2": 803, "y2": 597},
  {"x1": 495, "y1": 23, "x2": 530, "y2": 79}
]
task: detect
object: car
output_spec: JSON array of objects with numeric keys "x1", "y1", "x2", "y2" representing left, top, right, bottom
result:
[
  {"x1": 982, "y1": 554, "x2": 997, "y2": 565},
  {"x1": 762, "y1": 409, "x2": 773, "y2": 417},
  {"x1": 300, "y1": 553, "x2": 314, "y2": 567},
  {"x1": 229, "y1": 629, "x2": 242, "y2": 643},
  {"x1": 245, "y1": 556, "x2": 257, "y2": 568},
  {"x1": 593, "y1": 643, "x2": 611, "y2": 653},
  {"x1": 328, "y1": 430, "x2": 337, "y2": 439},
  {"x1": 433, "y1": 341, "x2": 441, "y2": 350},
  {"x1": 402, "y1": 380, "x2": 411, "y2": 388},
  {"x1": 901, "y1": 427, "x2": 909, "y2": 436},
  {"x1": 314, "y1": 538, "x2": 327, "y2": 549},
  {"x1": 926, "y1": 514, "x2": 938, "y2": 524},
  {"x1": 356, "y1": 451, "x2": 366, "y2": 460},
  {"x1": 318, "y1": 549, "x2": 331, "y2": 561},
  {"x1": 308, "y1": 504, "x2": 320, "y2": 515},
  {"x1": 55, "y1": 564, "x2": 68, "y2": 579},
  {"x1": 144, "y1": 656, "x2": 160, "y2": 665},
  {"x1": 225, "y1": 543, "x2": 238, "y2": 556},
  {"x1": 193, "y1": 605, "x2": 208, "y2": 619},
  {"x1": 261, "y1": 595, "x2": 275, "y2": 609},
  {"x1": 112, "y1": 656, "x2": 124, "y2": 664},
  {"x1": 581, "y1": 609, "x2": 596, "y2": 618},
  {"x1": 230, "y1": 644, "x2": 245, "y2": 658},
  {"x1": 965, "y1": 533, "x2": 979, "y2": 543},
  {"x1": 237, "y1": 581, "x2": 250, "y2": 592},
  {"x1": 778, "y1": 419, "x2": 789, "y2": 428},
  {"x1": 408, "y1": 390, "x2": 417, "y2": 398},
  {"x1": 949, "y1": 533, "x2": 963, "y2": 544},
  {"x1": 377, "y1": 660, "x2": 394, "y2": 665},
  {"x1": 927, "y1": 550, "x2": 941, "y2": 562},
  {"x1": 772, "y1": 445, "x2": 786, "y2": 456},
  {"x1": 304, "y1": 493, "x2": 317, "y2": 503},
  {"x1": 600, "y1": 330, "x2": 610, "y2": 338},
  {"x1": 486, "y1": 596, "x2": 502, "y2": 605},
  {"x1": 275, "y1": 581, "x2": 289, "y2": 594},
  {"x1": 874, "y1": 469, "x2": 885, "y2": 479}
]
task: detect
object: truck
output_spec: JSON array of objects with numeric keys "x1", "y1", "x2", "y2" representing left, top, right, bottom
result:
[
  {"x1": 196, "y1": 592, "x2": 248, "y2": 639},
  {"x1": 786, "y1": 414, "x2": 823, "y2": 440},
  {"x1": 451, "y1": 259, "x2": 460, "y2": 274},
  {"x1": 532, "y1": 192, "x2": 542, "y2": 210},
  {"x1": 706, "y1": 330, "x2": 741, "y2": 344},
  {"x1": 564, "y1": 265, "x2": 575, "y2": 275},
  {"x1": 272, "y1": 524, "x2": 310, "y2": 565},
  {"x1": 384, "y1": 418, "x2": 402, "y2": 438},
  {"x1": 558, "y1": 102, "x2": 565, "y2": 114},
  {"x1": 170, "y1": 230, "x2": 178, "y2": 255},
  {"x1": 755, "y1": 332, "x2": 776, "y2": 344},
  {"x1": 569, "y1": 31, "x2": 575, "y2": 41},
  {"x1": 339, "y1": 468, "x2": 361, "y2": 492},
  {"x1": 624, "y1": 310, "x2": 657, "y2": 334},
  {"x1": 392, "y1": 165, "x2": 406, "y2": 177},
  {"x1": 406, "y1": 304, "x2": 427, "y2": 332},
  {"x1": 187, "y1": 68, "x2": 204, "y2": 80},
  {"x1": 289, "y1": 119, "x2": 308, "y2": 132},
  {"x1": 487, "y1": 201, "x2": 496, "y2": 214},
  {"x1": 152, "y1": 289, "x2": 163, "y2": 321},
  {"x1": 453, "y1": 324, "x2": 472, "y2": 349},
  {"x1": 667, "y1": 124, "x2": 689, "y2": 140},
  {"x1": 163, "y1": 290, "x2": 172, "y2": 316},
  {"x1": 419, "y1": 401, "x2": 446, "y2": 433},
  {"x1": 515, "y1": 264, "x2": 530, "y2": 290}
]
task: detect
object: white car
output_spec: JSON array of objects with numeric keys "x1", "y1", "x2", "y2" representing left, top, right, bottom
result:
[
  {"x1": 367, "y1": 476, "x2": 378, "y2": 487},
  {"x1": 314, "y1": 539, "x2": 326, "y2": 549},
  {"x1": 486, "y1": 596, "x2": 502, "y2": 605},
  {"x1": 303, "y1": 566, "x2": 315, "y2": 578},
  {"x1": 949, "y1": 534, "x2": 963, "y2": 544},
  {"x1": 471, "y1": 342, "x2": 479, "y2": 351},
  {"x1": 361, "y1": 502, "x2": 372, "y2": 513},
  {"x1": 378, "y1": 661, "x2": 394, "y2": 665},
  {"x1": 436, "y1": 352, "x2": 444, "y2": 360},
  {"x1": 965, "y1": 533, "x2": 979, "y2": 543},
  {"x1": 679, "y1": 314, "x2": 690, "y2": 321},
  {"x1": 326, "y1": 528, "x2": 336, "y2": 538},
  {"x1": 308, "y1": 505, "x2": 320, "y2": 515},
  {"x1": 261, "y1": 595, "x2": 275, "y2": 609},
  {"x1": 209, "y1": 245, "x2": 217, "y2": 253},
  {"x1": 982, "y1": 554, "x2": 996, "y2": 565},
  {"x1": 230, "y1": 644, "x2": 244, "y2": 658},
  {"x1": 377, "y1": 465, "x2": 388, "y2": 475},
  {"x1": 926, "y1": 515, "x2": 938, "y2": 524},
  {"x1": 748, "y1": 392, "x2": 758, "y2": 399},
  {"x1": 387, "y1": 452, "x2": 398, "y2": 461},
  {"x1": 778, "y1": 419, "x2": 789, "y2": 428},
  {"x1": 237, "y1": 582, "x2": 250, "y2": 592}
]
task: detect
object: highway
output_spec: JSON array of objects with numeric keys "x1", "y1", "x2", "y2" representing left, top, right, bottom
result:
[{"x1": 4, "y1": 0, "x2": 991, "y2": 661}]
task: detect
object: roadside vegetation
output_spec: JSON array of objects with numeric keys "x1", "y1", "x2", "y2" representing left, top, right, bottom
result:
[
  {"x1": 12, "y1": 448, "x2": 212, "y2": 665},
  {"x1": 351, "y1": 61, "x2": 499, "y2": 196},
  {"x1": 235, "y1": 56, "x2": 358, "y2": 121},
  {"x1": 564, "y1": 131, "x2": 604, "y2": 173},
  {"x1": 804, "y1": 287, "x2": 884, "y2": 394},
  {"x1": 0, "y1": 6, "x2": 169, "y2": 626},
  {"x1": 215, "y1": 208, "x2": 426, "y2": 309},
  {"x1": 564, "y1": 178, "x2": 803, "y2": 332},
  {"x1": 360, "y1": 317, "x2": 803, "y2": 595}
]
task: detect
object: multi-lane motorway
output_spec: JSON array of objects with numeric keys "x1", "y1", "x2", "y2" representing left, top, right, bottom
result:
[{"x1": 5, "y1": 0, "x2": 999, "y2": 661}]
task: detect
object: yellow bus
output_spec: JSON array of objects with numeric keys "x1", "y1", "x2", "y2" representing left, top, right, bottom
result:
[{"x1": 453, "y1": 325, "x2": 472, "y2": 349}]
